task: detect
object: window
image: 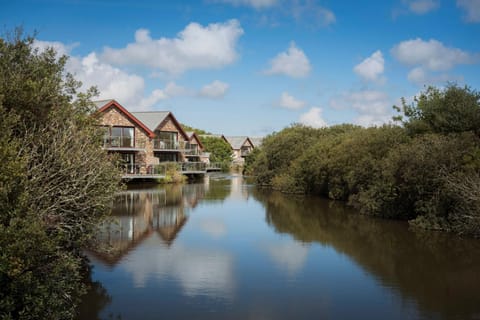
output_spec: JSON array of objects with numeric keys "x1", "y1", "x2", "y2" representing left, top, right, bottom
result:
[
  {"x1": 106, "y1": 126, "x2": 134, "y2": 148},
  {"x1": 155, "y1": 131, "x2": 178, "y2": 149},
  {"x1": 154, "y1": 152, "x2": 178, "y2": 162}
]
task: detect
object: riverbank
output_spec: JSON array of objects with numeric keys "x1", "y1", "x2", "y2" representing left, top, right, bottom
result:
[{"x1": 246, "y1": 84, "x2": 480, "y2": 238}]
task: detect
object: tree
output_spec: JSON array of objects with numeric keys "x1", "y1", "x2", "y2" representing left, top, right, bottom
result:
[
  {"x1": 200, "y1": 136, "x2": 233, "y2": 167},
  {"x1": 181, "y1": 123, "x2": 210, "y2": 135},
  {"x1": 0, "y1": 30, "x2": 121, "y2": 319},
  {"x1": 394, "y1": 84, "x2": 480, "y2": 136}
]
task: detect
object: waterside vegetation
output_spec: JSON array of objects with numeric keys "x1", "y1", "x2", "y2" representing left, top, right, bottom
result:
[
  {"x1": 0, "y1": 31, "x2": 121, "y2": 319},
  {"x1": 247, "y1": 84, "x2": 480, "y2": 237}
]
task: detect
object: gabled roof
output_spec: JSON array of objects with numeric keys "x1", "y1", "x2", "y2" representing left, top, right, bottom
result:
[
  {"x1": 131, "y1": 111, "x2": 189, "y2": 140},
  {"x1": 223, "y1": 136, "x2": 253, "y2": 150},
  {"x1": 95, "y1": 100, "x2": 155, "y2": 138},
  {"x1": 130, "y1": 111, "x2": 169, "y2": 132},
  {"x1": 186, "y1": 131, "x2": 204, "y2": 149},
  {"x1": 249, "y1": 137, "x2": 263, "y2": 148}
]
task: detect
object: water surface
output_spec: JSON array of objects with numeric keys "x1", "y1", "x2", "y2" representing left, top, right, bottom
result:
[{"x1": 78, "y1": 174, "x2": 480, "y2": 320}]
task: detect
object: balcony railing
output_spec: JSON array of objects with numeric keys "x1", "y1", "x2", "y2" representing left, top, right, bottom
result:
[
  {"x1": 153, "y1": 139, "x2": 186, "y2": 151},
  {"x1": 104, "y1": 137, "x2": 145, "y2": 149},
  {"x1": 120, "y1": 162, "x2": 206, "y2": 176},
  {"x1": 184, "y1": 148, "x2": 200, "y2": 156},
  {"x1": 180, "y1": 162, "x2": 206, "y2": 172}
]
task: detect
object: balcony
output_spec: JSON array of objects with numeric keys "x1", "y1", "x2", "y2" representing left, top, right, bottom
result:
[
  {"x1": 120, "y1": 162, "x2": 207, "y2": 178},
  {"x1": 153, "y1": 139, "x2": 186, "y2": 151},
  {"x1": 184, "y1": 148, "x2": 200, "y2": 156},
  {"x1": 241, "y1": 148, "x2": 252, "y2": 157},
  {"x1": 103, "y1": 137, "x2": 145, "y2": 151}
]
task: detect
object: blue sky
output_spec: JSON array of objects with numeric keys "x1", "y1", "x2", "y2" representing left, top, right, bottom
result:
[{"x1": 2, "y1": 0, "x2": 480, "y2": 135}]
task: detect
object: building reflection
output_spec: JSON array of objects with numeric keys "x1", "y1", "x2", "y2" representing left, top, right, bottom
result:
[{"x1": 90, "y1": 183, "x2": 205, "y2": 266}]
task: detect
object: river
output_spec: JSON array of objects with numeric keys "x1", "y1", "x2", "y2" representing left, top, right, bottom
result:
[{"x1": 77, "y1": 173, "x2": 480, "y2": 320}]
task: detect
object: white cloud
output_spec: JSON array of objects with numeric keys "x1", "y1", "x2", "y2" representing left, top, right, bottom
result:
[
  {"x1": 199, "y1": 80, "x2": 230, "y2": 99},
  {"x1": 407, "y1": 66, "x2": 427, "y2": 84},
  {"x1": 353, "y1": 50, "x2": 385, "y2": 83},
  {"x1": 330, "y1": 90, "x2": 393, "y2": 127},
  {"x1": 101, "y1": 20, "x2": 244, "y2": 75},
  {"x1": 391, "y1": 38, "x2": 475, "y2": 71},
  {"x1": 67, "y1": 53, "x2": 149, "y2": 107},
  {"x1": 291, "y1": 0, "x2": 336, "y2": 27},
  {"x1": 299, "y1": 107, "x2": 327, "y2": 128},
  {"x1": 68, "y1": 53, "x2": 192, "y2": 110},
  {"x1": 278, "y1": 92, "x2": 305, "y2": 109},
  {"x1": 213, "y1": 0, "x2": 278, "y2": 9},
  {"x1": 33, "y1": 39, "x2": 79, "y2": 58},
  {"x1": 391, "y1": 38, "x2": 477, "y2": 85},
  {"x1": 34, "y1": 41, "x2": 146, "y2": 107},
  {"x1": 457, "y1": 0, "x2": 480, "y2": 22},
  {"x1": 264, "y1": 42, "x2": 311, "y2": 78},
  {"x1": 407, "y1": 67, "x2": 462, "y2": 86},
  {"x1": 404, "y1": 0, "x2": 439, "y2": 14}
]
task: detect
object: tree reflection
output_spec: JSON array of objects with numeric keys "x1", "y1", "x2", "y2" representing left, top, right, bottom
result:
[
  {"x1": 252, "y1": 188, "x2": 480, "y2": 320},
  {"x1": 76, "y1": 281, "x2": 115, "y2": 320}
]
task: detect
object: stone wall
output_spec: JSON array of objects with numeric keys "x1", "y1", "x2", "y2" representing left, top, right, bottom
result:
[{"x1": 100, "y1": 107, "x2": 156, "y2": 170}]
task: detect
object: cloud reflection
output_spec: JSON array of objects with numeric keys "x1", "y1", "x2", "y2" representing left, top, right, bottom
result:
[
  {"x1": 264, "y1": 241, "x2": 309, "y2": 276},
  {"x1": 122, "y1": 236, "x2": 235, "y2": 299},
  {"x1": 199, "y1": 218, "x2": 227, "y2": 238}
]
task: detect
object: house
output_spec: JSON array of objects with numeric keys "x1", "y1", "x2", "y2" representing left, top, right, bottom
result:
[
  {"x1": 249, "y1": 137, "x2": 264, "y2": 148},
  {"x1": 96, "y1": 99, "x2": 208, "y2": 176},
  {"x1": 185, "y1": 131, "x2": 205, "y2": 162},
  {"x1": 95, "y1": 99, "x2": 156, "y2": 174},
  {"x1": 223, "y1": 136, "x2": 254, "y2": 163},
  {"x1": 131, "y1": 111, "x2": 190, "y2": 163}
]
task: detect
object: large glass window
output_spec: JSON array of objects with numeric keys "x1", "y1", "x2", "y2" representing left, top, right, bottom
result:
[
  {"x1": 155, "y1": 131, "x2": 178, "y2": 149},
  {"x1": 107, "y1": 127, "x2": 134, "y2": 147},
  {"x1": 154, "y1": 152, "x2": 178, "y2": 162}
]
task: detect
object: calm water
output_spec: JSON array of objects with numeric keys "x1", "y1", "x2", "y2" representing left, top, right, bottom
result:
[{"x1": 78, "y1": 174, "x2": 480, "y2": 320}]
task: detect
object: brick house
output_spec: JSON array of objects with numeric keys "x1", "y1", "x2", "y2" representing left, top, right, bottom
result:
[
  {"x1": 132, "y1": 111, "x2": 190, "y2": 163},
  {"x1": 95, "y1": 99, "x2": 202, "y2": 174},
  {"x1": 95, "y1": 100, "x2": 156, "y2": 174}
]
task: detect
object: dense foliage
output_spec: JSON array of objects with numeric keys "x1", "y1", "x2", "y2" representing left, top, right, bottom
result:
[
  {"x1": 200, "y1": 136, "x2": 233, "y2": 169},
  {"x1": 0, "y1": 30, "x2": 121, "y2": 319},
  {"x1": 181, "y1": 123, "x2": 210, "y2": 135},
  {"x1": 249, "y1": 84, "x2": 480, "y2": 237}
]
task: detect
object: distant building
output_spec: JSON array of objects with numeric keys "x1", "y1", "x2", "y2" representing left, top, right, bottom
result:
[{"x1": 222, "y1": 136, "x2": 254, "y2": 164}]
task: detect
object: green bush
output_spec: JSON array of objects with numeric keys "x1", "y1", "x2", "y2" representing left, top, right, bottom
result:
[
  {"x1": 0, "y1": 30, "x2": 121, "y2": 319},
  {"x1": 249, "y1": 84, "x2": 480, "y2": 237}
]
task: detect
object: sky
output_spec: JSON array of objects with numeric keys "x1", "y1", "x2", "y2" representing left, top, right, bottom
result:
[{"x1": 2, "y1": 0, "x2": 480, "y2": 136}]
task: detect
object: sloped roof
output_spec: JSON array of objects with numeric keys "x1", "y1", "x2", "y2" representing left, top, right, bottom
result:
[
  {"x1": 223, "y1": 136, "x2": 253, "y2": 150},
  {"x1": 132, "y1": 111, "x2": 189, "y2": 140},
  {"x1": 249, "y1": 137, "x2": 263, "y2": 147},
  {"x1": 131, "y1": 112, "x2": 170, "y2": 132},
  {"x1": 185, "y1": 131, "x2": 204, "y2": 149},
  {"x1": 93, "y1": 99, "x2": 114, "y2": 109},
  {"x1": 95, "y1": 100, "x2": 155, "y2": 138}
]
